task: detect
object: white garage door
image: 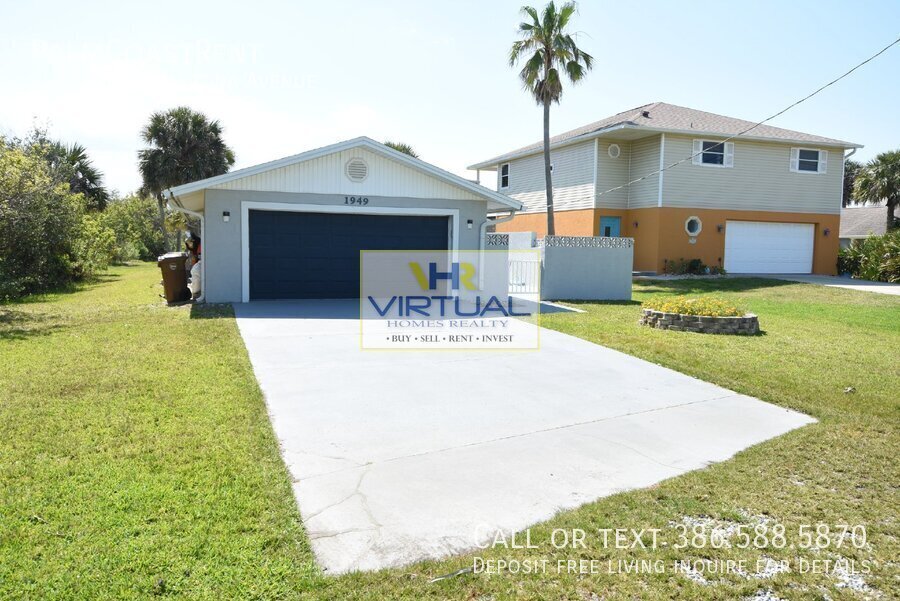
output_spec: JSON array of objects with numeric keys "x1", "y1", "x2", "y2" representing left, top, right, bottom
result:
[{"x1": 724, "y1": 221, "x2": 814, "y2": 274}]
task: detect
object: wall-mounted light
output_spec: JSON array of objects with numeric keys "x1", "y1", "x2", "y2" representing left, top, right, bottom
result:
[
  {"x1": 823, "y1": 228, "x2": 830, "y2": 236},
  {"x1": 223, "y1": 211, "x2": 231, "y2": 223},
  {"x1": 716, "y1": 224, "x2": 724, "y2": 233},
  {"x1": 466, "y1": 219, "x2": 473, "y2": 230},
  {"x1": 632, "y1": 221, "x2": 639, "y2": 228}
]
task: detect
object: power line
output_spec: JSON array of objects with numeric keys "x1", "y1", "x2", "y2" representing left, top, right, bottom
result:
[{"x1": 595, "y1": 34, "x2": 900, "y2": 198}]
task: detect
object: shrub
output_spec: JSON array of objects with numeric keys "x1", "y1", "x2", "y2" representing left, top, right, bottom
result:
[
  {"x1": 662, "y1": 258, "x2": 721, "y2": 275},
  {"x1": 838, "y1": 230, "x2": 900, "y2": 283},
  {"x1": 642, "y1": 297, "x2": 745, "y2": 317},
  {"x1": 102, "y1": 195, "x2": 166, "y2": 262},
  {"x1": 72, "y1": 213, "x2": 117, "y2": 277},
  {"x1": 0, "y1": 142, "x2": 83, "y2": 299}
]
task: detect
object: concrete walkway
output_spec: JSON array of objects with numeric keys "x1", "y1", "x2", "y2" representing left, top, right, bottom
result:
[
  {"x1": 234, "y1": 300, "x2": 814, "y2": 574},
  {"x1": 762, "y1": 274, "x2": 900, "y2": 296},
  {"x1": 634, "y1": 273, "x2": 900, "y2": 296}
]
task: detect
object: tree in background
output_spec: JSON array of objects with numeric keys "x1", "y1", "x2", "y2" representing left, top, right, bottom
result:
[
  {"x1": 12, "y1": 128, "x2": 110, "y2": 210},
  {"x1": 102, "y1": 194, "x2": 167, "y2": 262},
  {"x1": 0, "y1": 139, "x2": 115, "y2": 298},
  {"x1": 853, "y1": 150, "x2": 900, "y2": 231},
  {"x1": 842, "y1": 159, "x2": 862, "y2": 207},
  {"x1": 383, "y1": 141, "x2": 419, "y2": 158},
  {"x1": 509, "y1": 1, "x2": 592, "y2": 235},
  {"x1": 137, "y1": 107, "x2": 235, "y2": 248}
]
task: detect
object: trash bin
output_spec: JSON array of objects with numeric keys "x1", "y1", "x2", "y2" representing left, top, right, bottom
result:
[{"x1": 157, "y1": 252, "x2": 192, "y2": 305}]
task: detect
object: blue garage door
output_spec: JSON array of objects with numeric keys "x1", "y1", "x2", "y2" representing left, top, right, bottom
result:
[{"x1": 248, "y1": 210, "x2": 450, "y2": 299}]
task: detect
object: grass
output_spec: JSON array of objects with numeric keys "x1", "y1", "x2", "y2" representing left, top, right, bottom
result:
[{"x1": 1, "y1": 265, "x2": 898, "y2": 600}]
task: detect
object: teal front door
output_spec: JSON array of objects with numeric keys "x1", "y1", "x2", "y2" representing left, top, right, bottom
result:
[{"x1": 600, "y1": 216, "x2": 621, "y2": 237}]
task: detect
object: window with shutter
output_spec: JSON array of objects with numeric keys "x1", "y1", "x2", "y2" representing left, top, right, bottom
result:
[
  {"x1": 694, "y1": 140, "x2": 732, "y2": 168},
  {"x1": 791, "y1": 148, "x2": 825, "y2": 174}
]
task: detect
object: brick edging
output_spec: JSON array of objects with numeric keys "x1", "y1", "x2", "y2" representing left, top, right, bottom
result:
[{"x1": 639, "y1": 309, "x2": 759, "y2": 335}]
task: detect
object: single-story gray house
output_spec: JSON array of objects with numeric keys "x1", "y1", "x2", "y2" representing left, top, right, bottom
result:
[
  {"x1": 167, "y1": 137, "x2": 522, "y2": 303},
  {"x1": 839, "y1": 205, "x2": 889, "y2": 248}
]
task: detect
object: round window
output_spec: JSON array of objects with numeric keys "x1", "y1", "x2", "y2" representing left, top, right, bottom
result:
[
  {"x1": 608, "y1": 144, "x2": 621, "y2": 159},
  {"x1": 685, "y1": 216, "x2": 702, "y2": 236}
]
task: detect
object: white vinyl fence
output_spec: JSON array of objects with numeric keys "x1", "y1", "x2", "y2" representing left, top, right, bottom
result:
[{"x1": 485, "y1": 232, "x2": 633, "y2": 301}]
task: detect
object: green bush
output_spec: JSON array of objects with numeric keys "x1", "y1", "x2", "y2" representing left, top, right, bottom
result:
[
  {"x1": 663, "y1": 258, "x2": 725, "y2": 275},
  {"x1": 0, "y1": 142, "x2": 83, "y2": 299},
  {"x1": 643, "y1": 297, "x2": 745, "y2": 317},
  {"x1": 838, "y1": 230, "x2": 900, "y2": 283},
  {"x1": 102, "y1": 195, "x2": 166, "y2": 262},
  {"x1": 72, "y1": 213, "x2": 117, "y2": 277}
]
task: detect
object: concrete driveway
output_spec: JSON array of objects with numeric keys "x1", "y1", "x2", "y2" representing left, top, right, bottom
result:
[{"x1": 235, "y1": 300, "x2": 814, "y2": 574}]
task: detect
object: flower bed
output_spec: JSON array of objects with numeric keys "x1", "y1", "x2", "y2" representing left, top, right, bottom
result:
[
  {"x1": 640, "y1": 298, "x2": 757, "y2": 334},
  {"x1": 639, "y1": 308, "x2": 759, "y2": 335}
]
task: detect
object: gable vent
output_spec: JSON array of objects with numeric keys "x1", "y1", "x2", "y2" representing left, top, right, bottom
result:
[{"x1": 345, "y1": 157, "x2": 369, "y2": 182}]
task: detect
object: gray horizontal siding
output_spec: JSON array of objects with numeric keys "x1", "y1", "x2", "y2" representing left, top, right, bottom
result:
[{"x1": 500, "y1": 141, "x2": 595, "y2": 213}]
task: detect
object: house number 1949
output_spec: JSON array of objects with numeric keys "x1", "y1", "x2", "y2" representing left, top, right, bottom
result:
[{"x1": 344, "y1": 196, "x2": 369, "y2": 205}]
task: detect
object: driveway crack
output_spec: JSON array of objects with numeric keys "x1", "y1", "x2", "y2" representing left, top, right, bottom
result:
[{"x1": 297, "y1": 394, "x2": 741, "y2": 481}]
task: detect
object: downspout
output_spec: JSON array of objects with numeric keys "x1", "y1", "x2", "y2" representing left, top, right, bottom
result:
[
  {"x1": 478, "y1": 210, "x2": 518, "y2": 290},
  {"x1": 166, "y1": 191, "x2": 206, "y2": 303}
]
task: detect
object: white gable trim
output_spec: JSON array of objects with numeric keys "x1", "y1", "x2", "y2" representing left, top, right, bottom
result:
[{"x1": 169, "y1": 137, "x2": 521, "y2": 211}]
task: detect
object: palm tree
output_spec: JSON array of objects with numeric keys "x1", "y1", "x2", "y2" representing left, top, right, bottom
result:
[
  {"x1": 383, "y1": 141, "x2": 419, "y2": 158},
  {"x1": 509, "y1": 1, "x2": 592, "y2": 235},
  {"x1": 41, "y1": 140, "x2": 109, "y2": 210},
  {"x1": 138, "y1": 107, "x2": 235, "y2": 246},
  {"x1": 853, "y1": 150, "x2": 900, "y2": 231},
  {"x1": 842, "y1": 158, "x2": 862, "y2": 207}
]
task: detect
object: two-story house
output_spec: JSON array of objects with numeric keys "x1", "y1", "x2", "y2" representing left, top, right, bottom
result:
[{"x1": 468, "y1": 103, "x2": 862, "y2": 274}]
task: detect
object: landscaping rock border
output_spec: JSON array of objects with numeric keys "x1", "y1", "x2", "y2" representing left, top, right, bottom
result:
[{"x1": 639, "y1": 309, "x2": 759, "y2": 335}]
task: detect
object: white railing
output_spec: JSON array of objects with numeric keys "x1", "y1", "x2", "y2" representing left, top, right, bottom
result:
[{"x1": 508, "y1": 259, "x2": 541, "y2": 294}]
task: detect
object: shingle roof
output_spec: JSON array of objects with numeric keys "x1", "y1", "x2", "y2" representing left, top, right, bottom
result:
[
  {"x1": 470, "y1": 102, "x2": 861, "y2": 168},
  {"x1": 840, "y1": 206, "x2": 889, "y2": 238}
]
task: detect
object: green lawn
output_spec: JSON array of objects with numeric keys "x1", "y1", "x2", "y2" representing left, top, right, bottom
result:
[{"x1": 1, "y1": 263, "x2": 898, "y2": 600}]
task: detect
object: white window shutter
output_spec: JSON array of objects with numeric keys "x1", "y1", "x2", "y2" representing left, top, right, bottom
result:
[
  {"x1": 790, "y1": 148, "x2": 800, "y2": 172},
  {"x1": 724, "y1": 142, "x2": 734, "y2": 167},
  {"x1": 692, "y1": 140, "x2": 702, "y2": 165},
  {"x1": 818, "y1": 150, "x2": 828, "y2": 173}
]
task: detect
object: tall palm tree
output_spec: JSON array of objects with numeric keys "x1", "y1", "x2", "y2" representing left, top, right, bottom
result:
[
  {"x1": 509, "y1": 1, "x2": 592, "y2": 235},
  {"x1": 853, "y1": 150, "x2": 900, "y2": 231},
  {"x1": 138, "y1": 107, "x2": 235, "y2": 246}
]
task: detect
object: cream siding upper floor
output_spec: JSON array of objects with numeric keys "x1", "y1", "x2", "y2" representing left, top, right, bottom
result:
[
  {"x1": 498, "y1": 141, "x2": 594, "y2": 213},
  {"x1": 626, "y1": 136, "x2": 661, "y2": 209},
  {"x1": 594, "y1": 140, "x2": 630, "y2": 209},
  {"x1": 211, "y1": 147, "x2": 483, "y2": 201},
  {"x1": 661, "y1": 135, "x2": 844, "y2": 214}
]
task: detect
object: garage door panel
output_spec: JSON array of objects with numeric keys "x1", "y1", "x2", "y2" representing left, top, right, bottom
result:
[
  {"x1": 724, "y1": 221, "x2": 814, "y2": 274},
  {"x1": 248, "y1": 210, "x2": 450, "y2": 299}
]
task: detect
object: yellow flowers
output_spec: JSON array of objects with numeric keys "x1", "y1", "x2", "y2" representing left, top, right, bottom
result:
[{"x1": 642, "y1": 297, "x2": 744, "y2": 317}]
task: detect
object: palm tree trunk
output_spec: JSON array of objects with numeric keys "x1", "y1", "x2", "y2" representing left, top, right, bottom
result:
[
  {"x1": 889, "y1": 200, "x2": 897, "y2": 232},
  {"x1": 543, "y1": 99, "x2": 555, "y2": 237},
  {"x1": 156, "y1": 193, "x2": 169, "y2": 252}
]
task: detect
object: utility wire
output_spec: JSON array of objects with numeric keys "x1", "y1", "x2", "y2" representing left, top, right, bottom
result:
[{"x1": 595, "y1": 34, "x2": 900, "y2": 198}]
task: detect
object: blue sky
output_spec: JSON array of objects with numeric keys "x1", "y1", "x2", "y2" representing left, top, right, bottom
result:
[{"x1": 1, "y1": 0, "x2": 898, "y2": 194}]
